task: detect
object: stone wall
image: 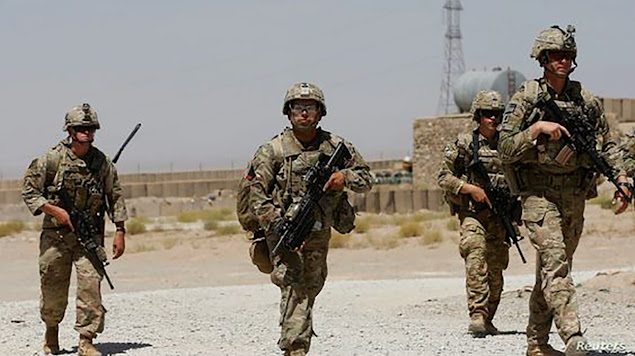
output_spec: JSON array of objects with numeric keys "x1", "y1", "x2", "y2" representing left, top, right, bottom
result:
[{"x1": 412, "y1": 113, "x2": 473, "y2": 188}]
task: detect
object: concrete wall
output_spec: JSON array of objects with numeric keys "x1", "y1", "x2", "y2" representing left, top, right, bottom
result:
[
  {"x1": 600, "y1": 97, "x2": 635, "y2": 123},
  {"x1": 412, "y1": 113, "x2": 473, "y2": 188},
  {"x1": 0, "y1": 159, "x2": 404, "y2": 205}
]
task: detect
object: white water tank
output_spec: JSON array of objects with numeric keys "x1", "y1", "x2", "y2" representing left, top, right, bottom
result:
[{"x1": 453, "y1": 67, "x2": 527, "y2": 113}]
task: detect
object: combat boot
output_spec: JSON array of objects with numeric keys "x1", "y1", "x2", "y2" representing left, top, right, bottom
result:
[
  {"x1": 467, "y1": 313, "x2": 487, "y2": 337},
  {"x1": 78, "y1": 335, "x2": 102, "y2": 356},
  {"x1": 284, "y1": 349, "x2": 306, "y2": 356},
  {"x1": 484, "y1": 320, "x2": 500, "y2": 335},
  {"x1": 564, "y1": 335, "x2": 588, "y2": 356},
  {"x1": 526, "y1": 343, "x2": 565, "y2": 356},
  {"x1": 43, "y1": 326, "x2": 60, "y2": 355}
]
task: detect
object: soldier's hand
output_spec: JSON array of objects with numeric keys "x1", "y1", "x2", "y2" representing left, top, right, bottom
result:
[
  {"x1": 531, "y1": 121, "x2": 570, "y2": 141},
  {"x1": 112, "y1": 232, "x2": 125, "y2": 259},
  {"x1": 51, "y1": 205, "x2": 74, "y2": 231},
  {"x1": 613, "y1": 183, "x2": 631, "y2": 215},
  {"x1": 468, "y1": 185, "x2": 492, "y2": 208},
  {"x1": 323, "y1": 171, "x2": 345, "y2": 191},
  {"x1": 292, "y1": 240, "x2": 307, "y2": 253}
]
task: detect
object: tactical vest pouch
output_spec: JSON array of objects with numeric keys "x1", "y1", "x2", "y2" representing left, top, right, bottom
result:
[
  {"x1": 501, "y1": 163, "x2": 521, "y2": 195},
  {"x1": 332, "y1": 192, "x2": 356, "y2": 234}
]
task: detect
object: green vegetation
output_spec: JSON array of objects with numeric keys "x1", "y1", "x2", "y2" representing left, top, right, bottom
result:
[
  {"x1": 589, "y1": 193, "x2": 614, "y2": 210},
  {"x1": 177, "y1": 208, "x2": 235, "y2": 223},
  {"x1": 329, "y1": 231, "x2": 352, "y2": 248},
  {"x1": 445, "y1": 218, "x2": 460, "y2": 231},
  {"x1": 162, "y1": 237, "x2": 178, "y2": 250},
  {"x1": 128, "y1": 242, "x2": 156, "y2": 253},
  {"x1": 126, "y1": 218, "x2": 147, "y2": 235},
  {"x1": 214, "y1": 224, "x2": 240, "y2": 236},
  {"x1": 398, "y1": 221, "x2": 423, "y2": 238},
  {"x1": 0, "y1": 221, "x2": 26, "y2": 237},
  {"x1": 421, "y1": 229, "x2": 443, "y2": 245}
]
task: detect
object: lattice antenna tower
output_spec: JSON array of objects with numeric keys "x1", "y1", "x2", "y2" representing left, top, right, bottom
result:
[{"x1": 437, "y1": 0, "x2": 465, "y2": 114}]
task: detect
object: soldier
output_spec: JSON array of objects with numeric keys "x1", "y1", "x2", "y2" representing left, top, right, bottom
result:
[
  {"x1": 438, "y1": 90, "x2": 512, "y2": 337},
  {"x1": 246, "y1": 82, "x2": 372, "y2": 355},
  {"x1": 22, "y1": 103, "x2": 128, "y2": 356},
  {"x1": 498, "y1": 26, "x2": 630, "y2": 356}
]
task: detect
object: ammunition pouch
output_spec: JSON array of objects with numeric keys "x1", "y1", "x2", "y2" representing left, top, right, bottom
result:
[
  {"x1": 332, "y1": 192, "x2": 356, "y2": 234},
  {"x1": 516, "y1": 168, "x2": 595, "y2": 196}
]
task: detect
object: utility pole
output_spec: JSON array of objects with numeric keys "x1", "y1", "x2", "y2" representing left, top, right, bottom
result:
[{"x1": 437, "y1": 0, "x2": 465, "y2": 114}]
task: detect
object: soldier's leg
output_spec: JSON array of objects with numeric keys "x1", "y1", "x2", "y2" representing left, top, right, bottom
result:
[
  {"x1": 268, "y1": 233, "x2": 311, "y2": 353},
  {"x1": 39, "y1": 230, "x2": 73, "y2": 327},
  {"x1": 485, "y1": 231, "x2": 509, "y2": 325},
  {"x1": 73, "y1": 248, "x2": 105, "y2": 339},
  {"x1": 557, "y1": 196, "x2": 586, "y2": 344},
  {"x1": 523, "y1": 195, "x2": 581, "y2": 346},
  {"x1": 458, "y1": 217, "x2": 489, "y2": 319},
  {"x1": 298, "y1": 232, "x2": 330, "y2": 353}
]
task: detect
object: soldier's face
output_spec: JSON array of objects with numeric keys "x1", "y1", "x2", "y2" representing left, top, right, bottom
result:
[
  {"x1": 69, "y1": 126, "x2": 96, "y2": 144},
  {"x1": 479, "y1": 110, "x2": 501, "y2": 131},
  {"x1": 288, "y1": 99, "x2": 321, "y2": 131},
  {"x1": 545, "y1": 50, "x2": 573, "y2": 77}
]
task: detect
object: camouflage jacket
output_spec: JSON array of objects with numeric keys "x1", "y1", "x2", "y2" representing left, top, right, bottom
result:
[
  {"x1": 248, "y1": 127, "x2": 372, "y2": 233},
  {"x1": 438, "y1": 130, "x2": 507, "y2": 213},
  {"x1": 22, "y1": 138, "x2": 128, "y2": 230},
  {"x1": 619, "y1": 135, "x2": 635, "y2": 177},
  {"x1": 498, "y1": 78, "x2": 621, "y2": 194}
]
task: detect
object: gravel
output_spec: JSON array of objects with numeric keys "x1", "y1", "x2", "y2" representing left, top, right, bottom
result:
[{"x1": 1, "y1": 270, "x2": 634, "y2": 356}]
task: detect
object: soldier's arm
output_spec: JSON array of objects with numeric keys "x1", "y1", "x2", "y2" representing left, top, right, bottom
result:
[
  {"x1": 249, "y1": 143, "x2": 283, "y2": 232},
  {"x1": 498, "y1": 88, "x2": 538, "y2": 163},
  {"x1": 104, "y1": 159, "x2": 128, "y2": 224},
  {"x1": 339, "y1": 142, "x2": 373, "y2": 194},
  {"x1": 22, "y1": 156, "x2": 51, "y2": 216},
  {"x1": 437, "y1": 140, "x2": 466, "y2": 195}
]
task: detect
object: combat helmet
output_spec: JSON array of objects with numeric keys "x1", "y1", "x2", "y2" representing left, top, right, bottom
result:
[
  {"x1": 470, "y1": 90, "x2": 504, "y2": 121},
  {"x1": 63, "y1": 103, "x2": 100, "y2": 131},
  {"x1": 530, "y1": 25, "x2": 577, "y2": 62},
  {"x1": 282, "y1": 82, "x2": 327, "y2": 116}
]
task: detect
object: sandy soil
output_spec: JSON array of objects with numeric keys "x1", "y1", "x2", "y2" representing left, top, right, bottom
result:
[{"x1": 0, "y1": 203, "x2": 633, "y2": 355}]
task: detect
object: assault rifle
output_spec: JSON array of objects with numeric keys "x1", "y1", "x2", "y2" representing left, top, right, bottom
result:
[
  {"x1": 57, "y1": 189, "x2": 115, "y2": 289},
  {"x1": 467, "y1": 130, "x2": 526, "y2": 263},
  {"x1": 536, "y1": 93, "x2": 632, "y2": 203},
  {"x1": 272, "y1": 142, "x2": 352, "y2": 255}
]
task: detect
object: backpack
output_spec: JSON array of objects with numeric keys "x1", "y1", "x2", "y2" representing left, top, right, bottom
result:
[{"x1": 236, "y1": 135, "x2": 285, "y2": 233}]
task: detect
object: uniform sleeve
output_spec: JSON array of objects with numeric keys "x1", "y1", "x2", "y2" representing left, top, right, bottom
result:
[
  {"x1": 340, "y1": 142, "x2": 373, "y2": 194},
  {"x1": 22, "y1": 155, "x2": 50, "y2": 216},
  {"x1": 437, "y1": 140, "x2": 466, "y2": 195},
  {"x1": 249, "y1": 143, "x2": 282, "y2": 231},
  {"x1": 498, "y1": 86, "x2": 536, "y2": 163},
  {"x1": 584, "y1": 92, "x2": 626, "y2": 177},
  {"x1": 104, "y1": 160, "x2": 128, "y2": 223}
]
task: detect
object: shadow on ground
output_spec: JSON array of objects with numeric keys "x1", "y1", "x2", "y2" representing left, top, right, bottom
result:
[{"x1": 58, "y1": 342, "x2": 153, "y2": 355}]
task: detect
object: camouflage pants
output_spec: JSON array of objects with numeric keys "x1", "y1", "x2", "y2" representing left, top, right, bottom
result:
[
  {"x1": 267, "y1": 229, "x2": 330, "y2": 354},
  {"x1": 39, "y1": 230, "x2": 105, "y2": 338},
  {"x1": 522, "y1": 193, "x2": 585, "y2": 346},
  {"x1": 458, "y1": 216, "x2": 509, "y2": 321}
]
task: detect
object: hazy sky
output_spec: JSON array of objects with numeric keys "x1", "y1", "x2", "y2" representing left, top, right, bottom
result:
[{"x1": 2, "y1": 1, "x2": 634, "y2": 178}]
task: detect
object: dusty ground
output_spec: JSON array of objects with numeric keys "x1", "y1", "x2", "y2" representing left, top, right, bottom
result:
[{"x1": 0, "y1": 201, "x2": 634, "y2": 355}]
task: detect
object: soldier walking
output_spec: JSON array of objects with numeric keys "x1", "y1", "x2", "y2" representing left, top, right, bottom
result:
[
  {"x1": 438, "y1": 90, "x2": 514, "y2": 337},
  {"x1": 22, "y1": 103, "x2": 128, "y2": 356},
  {"x1": 498, "y1": 26, "x2": 630, "y2": 355},
  {"x1": 244, "y1": 83, "x2": 372, "y2": 355}
]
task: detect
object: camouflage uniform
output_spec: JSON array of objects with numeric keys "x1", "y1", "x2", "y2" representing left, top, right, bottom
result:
[
  {"x1": 618, "y1": 135, "x2": 635, "y2": 177},
  {"x1": 438, "y1": 90, "x2": 510, "y2": 333},
  {"x1": 22, "y1": 106, "x2": 127, "y2": 342},
  {"x1": 248, "y1": 83, "x2": 372, "y2": 354},
  {"x1": 498, "y1": 26, "x2": 623, "y2": 354}
]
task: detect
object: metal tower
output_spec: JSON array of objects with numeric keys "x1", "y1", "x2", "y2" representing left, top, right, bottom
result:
[{"x1": 437, "y1": 0, "x2": 465, "y2": 114}]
